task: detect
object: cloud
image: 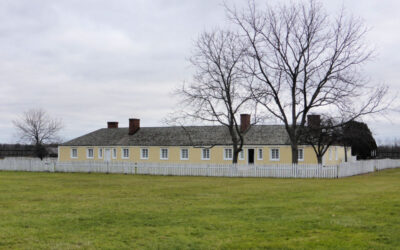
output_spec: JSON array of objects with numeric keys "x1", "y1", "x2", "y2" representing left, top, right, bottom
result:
[{"x1": 0, "y1": 0, "x2": 399, "y2": 143}]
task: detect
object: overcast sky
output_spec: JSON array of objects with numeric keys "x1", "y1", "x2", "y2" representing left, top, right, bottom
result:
[{"x1": 1, "y1": 0, "x2": 399, "y2": 144}]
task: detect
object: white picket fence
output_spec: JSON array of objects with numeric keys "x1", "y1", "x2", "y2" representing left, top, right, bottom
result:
[
  {"x1": 0, "y1": 157, "x2": 399, "y2": 178},
  {"x1": 134, "y1": 163, "x2": 339, "y2": 178},
  {"x1": 0, "y1": 157, "x2": 58, "y2": 172}
]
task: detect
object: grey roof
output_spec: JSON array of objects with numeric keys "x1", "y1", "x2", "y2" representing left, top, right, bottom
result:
[{"x1": 62, "y1": 125, "x2": 291, "y2": 146}]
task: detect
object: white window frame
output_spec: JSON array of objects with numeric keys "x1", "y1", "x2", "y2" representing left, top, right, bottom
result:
[
  {"x1": 71, "y1": 148, "x2": 78, "y2": 159},
  {"x1": 270, "y1": 148, "x2": 280, "y2": 161},
  {"x1": 298, "y1": 148, "x2": 304, "y2": 161},
  {"x1": 347, "y1": 147, "x2": 351, "y2": 158},
  {"x1": 160, "y1": 148, "x2": 168, "y2": 160},
  {"x1": 98, "y1": 148, "x2": 103, "y2": 159},
  {"x1": 86, "y1": 148, "x2": 94, "y2": 159},
  {"x1": 122, "y1": 148, "x2": 130, "y2": 159},
  {"x1": 224, "y1": 148, "x2": 233, "y2": 161},
  {"x1": 180, "y1": 148, "x2": 189, "y2": 160},
  {"x1": 239, "y1": 149, "x2": 244, "y2": 160},
  {"x1": 112, "y1": 148, "x2": 117, "y2": 159},
  {"x1": 201, "y1": 148, "x2": 210, "y2": 160},
  {"x1": 258, "y1": 148, "x2": 263, "y2": 160},
  {"x1": 141, "y1": 148, "x2": 149, "y2": 160},
  {"x1": 335, "y1": 146, "x2": 338, "y2": 161},
  {"x1": 329, "y1": 148, "x2": 332, "y2": 161}
]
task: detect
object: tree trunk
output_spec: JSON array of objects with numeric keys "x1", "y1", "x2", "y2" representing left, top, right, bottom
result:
[
  {"x1": 233, "y1": 151, "x2": 238, "y2": 164},
  {"x1": 35, "y1": 143, "x2": 47, "y2": 160},
  {"x1": 344, "y1": 146, "x2": 348, "y2": 162},
  {"x1": 317, "y1": 155, "x2": 323, "y2": 165},
  {"x1": 232, "y1": 143, "x2": 239, "y2": 164},
  {"x1": 291, "y1": 143, "x2": 299, "y2": 164}
]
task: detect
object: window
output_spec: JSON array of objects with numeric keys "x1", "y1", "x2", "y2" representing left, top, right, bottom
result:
[
  {"x1": 112, "y1": 148, "x2": 117, "y2": 159},
  {"x1": 202, "y1": 148, "x2": 210, "y2": 160},
  {"x1": 141, "y1": 148, "x2": 149, "y2": 159},
  {"x1": 258, "y1": 148, "x2": 263, "y2": 160},
  {"x1": 270, "y1": 148, "x2": 280, "y2": 161},
  {"x1": 298, "y1": 148, "x2": 304, "y2": 161},
  {"x1": 71, "y1": 148, "x2": 78, "y2": 158},
  {"x1": 98, "y1": 148, "x2": 103, "y2": 159},
  {"x1": 335, "y1": 147, "x2": 338, "y2": 160},
  {"x1": 87, "y1": 148, "x2": 94, "y2": 159},
  {"x1": 329, "y1": 148, "x2": 332, "y2": 160},
  {"x1": 160, "y1": 148, "x2": 168, "y2": 160},
  {"x1": 239, "y1": 150, "x2": 244, "y2": 160},
  {"x1": 181, "y1": 148, "x2": 189, "y2": 160},
  {"x1": 122, "y1": 148, "x2": 129, "y2": 159},
  {"x1": 224, "y1": 148, "x2": 233, "y2": 160}
]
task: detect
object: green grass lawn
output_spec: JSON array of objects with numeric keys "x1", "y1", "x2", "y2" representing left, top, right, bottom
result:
[{"x1": 0, "y1": 170, "x2": 399, "y2": 250}]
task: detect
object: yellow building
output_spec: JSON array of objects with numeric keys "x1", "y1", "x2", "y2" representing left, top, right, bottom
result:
[{"x1": 58, "y1": 117, "x2": 349, "y2": 165}]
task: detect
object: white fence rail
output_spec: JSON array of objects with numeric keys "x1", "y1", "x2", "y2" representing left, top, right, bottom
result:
[
  {"x1": 135, "y1": 163, "x2": 340, "y2": 178},
  {"x1": 0, "y1": 157, "x2": 399, "y2": 178},
  {"x1": 0, "y1": 157, "x2": 57, "y2": 172}
]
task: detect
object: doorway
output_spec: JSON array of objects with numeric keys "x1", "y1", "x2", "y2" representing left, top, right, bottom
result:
[
  {"x1": 248, "y1": 149, "x2": 254, "y2": 164},
  {"x1": 104, "y1": 149, "x2": 111, "y2": 162}
]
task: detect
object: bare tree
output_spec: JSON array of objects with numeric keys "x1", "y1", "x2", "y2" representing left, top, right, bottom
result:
[
  {"x1": 300, "y1": 115, "x2": 342, "y2": 164},
  {"x1": 227, "y1": 0, "x2": 387, "y2": 163},
  {"x1": 13, "y1": 108, "x2": 63, "y2": 159},
  {"x1": 174, "y1": 30, "x2": 258, "y2": 163}
]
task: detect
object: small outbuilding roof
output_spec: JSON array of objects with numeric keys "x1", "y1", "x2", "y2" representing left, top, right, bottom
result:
[{"x1": 62, "y1": 125, "x2": 291, "y2": 147}]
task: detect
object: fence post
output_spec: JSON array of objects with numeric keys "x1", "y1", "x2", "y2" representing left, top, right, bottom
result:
[
  {"x1": 134, "y1": 162, "x2": 137, "y2": 175},
  {"x1": 336, "y1": 164, "x2": 339, "y2": 178}
]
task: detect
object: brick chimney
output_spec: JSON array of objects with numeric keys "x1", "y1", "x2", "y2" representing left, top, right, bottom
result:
[
  {"x1": 107, "y1": 121, "x2": 118, "y2": 128},
  {"x1": 307, "y1": 115, "x2": 321, "y2": 129},
  {"x1": 129, "y1": 118, "x2": 140, "y2": 135},
  {"x1": 240, "y1": 114, "x2": 251, "y2": 132}
]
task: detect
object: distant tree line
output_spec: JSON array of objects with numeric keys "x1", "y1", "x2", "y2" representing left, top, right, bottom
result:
[
  {"x1": 377, "y1": 140, "x2": 400, "y2": 159},
  {"x1": 0, "y1": 144, "x2": 58, "y2": 159}
]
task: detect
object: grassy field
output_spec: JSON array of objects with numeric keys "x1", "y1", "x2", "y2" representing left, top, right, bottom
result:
[{"x1": 0, "y1": 170, "x2": 399, "y2": 249}]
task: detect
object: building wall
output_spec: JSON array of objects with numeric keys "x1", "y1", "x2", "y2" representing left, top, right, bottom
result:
[
  {"x1": 58, "y1": 145, "x2": 348, "y2": 165},
  {"x1": 322, "y1": 145, "x2": 351, "y2": 165}
]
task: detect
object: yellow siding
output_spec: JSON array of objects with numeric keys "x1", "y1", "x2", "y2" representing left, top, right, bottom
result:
[
  {"x1": 322, "y1": 146, "x2": 349, "y2": 165},
  {"x1": 59, "y1": 145, "x2": 349, "y2": 165}
]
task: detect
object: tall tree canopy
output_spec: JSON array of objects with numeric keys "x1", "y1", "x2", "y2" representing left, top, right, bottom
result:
[
  {"x1": 226, "y1": 0, "x2": 387, "y2": 163},
  {"x1": 342, "y1": 121, "x2": 377, "y2": 160}
]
